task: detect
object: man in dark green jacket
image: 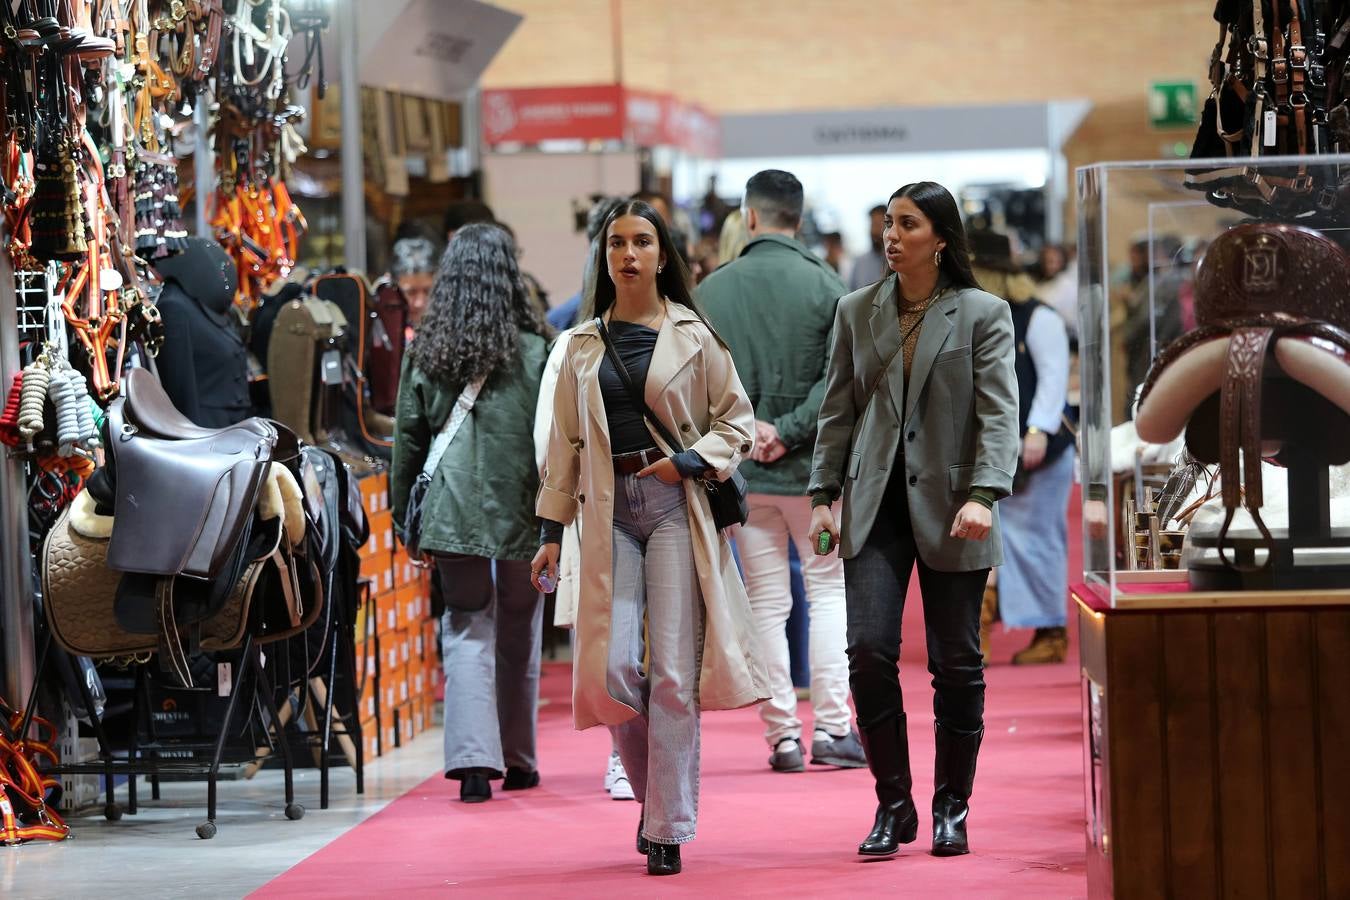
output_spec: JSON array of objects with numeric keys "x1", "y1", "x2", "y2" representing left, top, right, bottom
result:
[{"x1": 699, "y1": 170, "x2": 863, "y2": 773}]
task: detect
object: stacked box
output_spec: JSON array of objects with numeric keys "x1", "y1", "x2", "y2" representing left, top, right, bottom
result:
[
  {"x1": 361, "y1": 719, "x2": 379, "y2": 761},
  {"x1": 351, "y1": 473, "x2": 448, "y2": 760},
  {"x1": 397, "y1": 704, "x2": 416, "y2": 745}
]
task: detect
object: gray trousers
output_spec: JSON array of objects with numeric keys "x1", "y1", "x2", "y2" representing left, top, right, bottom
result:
[
  {"x1": 436, "y1": 554, "x2": 543, "y2": 779},
  {"x1": 607, "y1": 473, "x2": 704, "y2": 845}
]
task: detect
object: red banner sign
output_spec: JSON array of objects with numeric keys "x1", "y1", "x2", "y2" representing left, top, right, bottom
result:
[
  {"x1": 482, "y1": 85, "x2": 721, "y2": 157},
  {"x1": 481, "y1": 85, "x2": 625, "y2": 145}
]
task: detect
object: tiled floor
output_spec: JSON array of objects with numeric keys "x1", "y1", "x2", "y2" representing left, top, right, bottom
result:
[{"x1": 1, "y1": 730, "x2": 444, "y2": 900}]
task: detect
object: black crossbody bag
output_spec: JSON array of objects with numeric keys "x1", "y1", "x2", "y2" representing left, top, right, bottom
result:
[{"x1": 596, "y1": 317, "x2": 749, "y2": 531}]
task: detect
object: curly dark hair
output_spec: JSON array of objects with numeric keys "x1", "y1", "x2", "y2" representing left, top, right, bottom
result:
[{"x1": 408, "y1": 223, "x2": 550, "y2": 388}]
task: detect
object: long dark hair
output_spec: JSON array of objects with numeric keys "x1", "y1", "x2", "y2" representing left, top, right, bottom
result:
[
  {"x1": 408, "y1": 223, "x2": 549, "y2": 388},
  {"x1": 580, "y1": 200, "x2": 716, "y2": 335},
  {"x1": 890, "y1": 182, "x2": 982, "y2": 292}
]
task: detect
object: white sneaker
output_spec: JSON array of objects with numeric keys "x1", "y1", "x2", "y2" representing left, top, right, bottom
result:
[
  {"x1": 609, "y1": 771, "x2": 635, "y2": 801},
  {"x1": 604, "y1": 751, "x2": 621, "y2": 792}
]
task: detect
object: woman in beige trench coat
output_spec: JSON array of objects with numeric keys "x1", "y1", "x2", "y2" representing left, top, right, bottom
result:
[{"x1": 532, "y1": 200, "x2": 769, "y2": 876}]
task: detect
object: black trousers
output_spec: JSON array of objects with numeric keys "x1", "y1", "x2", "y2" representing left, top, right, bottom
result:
[{"x1": 842, "y1": 477, "x2": 988, "y2": 734}]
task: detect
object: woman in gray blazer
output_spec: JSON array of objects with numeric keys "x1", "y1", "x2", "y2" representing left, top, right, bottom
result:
[{"x1": 807, "y1": 182, "x2": 1019, "y2": 860}]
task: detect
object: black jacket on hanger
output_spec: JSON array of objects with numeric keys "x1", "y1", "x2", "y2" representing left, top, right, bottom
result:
[{"x1": 152, "y1": 238, "x2": 253, "y2": 428}]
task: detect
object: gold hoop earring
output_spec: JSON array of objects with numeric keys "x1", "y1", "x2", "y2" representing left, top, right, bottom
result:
[{"x1": 933, "y1": 250, "x2": 942, "y2": 268}]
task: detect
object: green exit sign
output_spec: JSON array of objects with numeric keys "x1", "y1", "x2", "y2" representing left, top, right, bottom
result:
[{"x1": 1149, "y1": 81, "x2": 1199, "y2": 129}]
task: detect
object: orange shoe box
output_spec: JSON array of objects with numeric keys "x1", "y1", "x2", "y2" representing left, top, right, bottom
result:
[
  {"x1": 362, "y1": 510, "x2": 394, "y2": 561},
  {"x1": 381, "y1": 628, "x2": 401, "y2": 673},
  {"x1": 411, "y1": 701, "x2": 427, "y2": 736},
  {"x1": 361, "y1": 718, "x2": 379, "y2": 760},
  {"x1": 360, "y1": 666, "x2": 377, "y2": 721},
  {"x1": 396, "y1": 584, "x2": 427, "y2": 630},
  {"x1": 411, "y1": 666, "x2": 427, "y2": 700},
  {"x1": 360, "y1": 554, "x2": 395, "y2": 596},
  {"x1": 393, "y1": 550, "x2": 415, "y2": 589},
  {"x1": 383, "y1": 718, "x2": 398, "y2": 753},
  {"x1": 358, "y1": 472, "x2": 389, "y2": 515},
  {"x1": 373, "y1": 591, "x2": 399, "y2": 636},
  {"x1": 422, "y1": 619, "x2": 438, "y2": 661},
  {"x1": 397, "y1": 703, "x2": 415, "y2": 745},
  {"x1": 399, "y1": 628, "x2": 413, "y2": 669},
  {"x1": 380, "y1": 665, "x2": 404, "y2": 721}
]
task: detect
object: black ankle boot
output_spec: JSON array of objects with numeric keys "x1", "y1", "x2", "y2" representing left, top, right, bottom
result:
[
  {"x1": 646, "y1": 842, "x2": 681, "y2": 875},
  {"x1": 459, "y1": 772, "x2": 492, "y2": 804},
  {"x1": 931, "y1": 723, "x2": 983, "y2": 856},
  {"x1": 856, "y1": 713, "x2": 918, "y2": 856},
  {"x1": 636, "y1": 814, "x2": 649, "y2": 855}
]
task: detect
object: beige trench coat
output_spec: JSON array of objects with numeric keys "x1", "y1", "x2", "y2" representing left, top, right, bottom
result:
[{"x1": 537, "y1": 303, "x2": 771, "y2": 730}]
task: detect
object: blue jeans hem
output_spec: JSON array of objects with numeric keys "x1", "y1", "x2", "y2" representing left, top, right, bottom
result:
[{"x1": 643, "y1": 832, "x2": 696, "y2": 846}]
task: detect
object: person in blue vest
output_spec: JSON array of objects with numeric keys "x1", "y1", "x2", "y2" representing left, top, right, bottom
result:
[{"x1": 970, "y1": 236, "x2": 1074, "y2": 665}]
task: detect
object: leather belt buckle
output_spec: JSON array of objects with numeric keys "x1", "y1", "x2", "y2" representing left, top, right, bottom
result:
[
  {"x1": 1248, "y1": 35, "x2": 1269, "y2": 60},
  {"x1": 1272, "y1": 59, "x2": 1290, "y2": 84},
  {"x1": 1290, "y1": 45, "x2": 1308, "y2": 70}
]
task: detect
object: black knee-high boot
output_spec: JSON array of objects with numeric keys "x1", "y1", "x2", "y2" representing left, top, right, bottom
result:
[
  {"x1": 932, "y1": 723, "x2": 983, "y2": 856},
  {"x1": 856, "y1": 713, "x2": 918, "y2": 855}
]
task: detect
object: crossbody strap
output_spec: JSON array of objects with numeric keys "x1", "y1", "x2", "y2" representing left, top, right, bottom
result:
[
  {"x1": 595, "y1": 317, "x2": 685, "y2": 455},
  {"x1": 420, "y1": 377, "x2": 485, "y2": 479}
]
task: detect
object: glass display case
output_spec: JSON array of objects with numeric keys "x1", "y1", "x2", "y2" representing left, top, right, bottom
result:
[{"x1": 1074, "y1": 154, "x2": 1350, "y2": 606}]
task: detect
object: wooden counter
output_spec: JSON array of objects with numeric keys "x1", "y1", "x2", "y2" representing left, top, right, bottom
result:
[{"x1": 1075, "y1": 584, "x2": 1350, "y2": 899}]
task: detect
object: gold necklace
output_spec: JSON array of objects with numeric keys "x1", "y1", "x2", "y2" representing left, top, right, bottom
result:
[{"x1": 898, "y1": 284, "x2": 945, "y2": 319}]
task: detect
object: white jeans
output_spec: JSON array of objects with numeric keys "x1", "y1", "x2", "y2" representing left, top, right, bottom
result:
[{"x1": 736, "y1": 493, "x2": 851, "y2": 746}]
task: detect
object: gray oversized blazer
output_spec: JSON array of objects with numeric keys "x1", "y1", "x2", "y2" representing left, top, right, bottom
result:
[{"x1": 808, "y1": 274, "x2": 1020, "y2": 570}]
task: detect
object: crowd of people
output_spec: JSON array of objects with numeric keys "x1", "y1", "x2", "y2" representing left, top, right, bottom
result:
[{"x1": 387, "y1": 172, "x2": 1083, "y2": 876}]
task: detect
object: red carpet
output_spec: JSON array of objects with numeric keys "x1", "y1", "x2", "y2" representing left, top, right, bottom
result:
[
  {"x1": 254, "y1": 659, "x2": 1084, "y2": 898},
  {"x1": 256, "y1": 497, "x2": 1087, "y2": 898}
]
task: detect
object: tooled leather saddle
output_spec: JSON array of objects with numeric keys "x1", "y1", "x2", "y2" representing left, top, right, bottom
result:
[{"x1": 1137, "y1": 222, "x2": 1350, "y2": 567}]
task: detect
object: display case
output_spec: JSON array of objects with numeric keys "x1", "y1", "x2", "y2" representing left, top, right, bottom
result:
[
  {"x1": 1074, "y1": 154, "x2": 1350, "y2": 605},
  {"x1": 1074, "y1": 158, "x2": 1350, "y2": 900}
]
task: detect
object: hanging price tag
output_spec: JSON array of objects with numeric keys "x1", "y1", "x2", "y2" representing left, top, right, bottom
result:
[{"x1": 1263, "y1": 109, "x2": 1277, "y2": 147}]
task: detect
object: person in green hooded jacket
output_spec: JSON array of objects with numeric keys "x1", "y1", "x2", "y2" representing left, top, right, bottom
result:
[{"x1": 392, "y1": 222, "x2": 551, "y2": 804}]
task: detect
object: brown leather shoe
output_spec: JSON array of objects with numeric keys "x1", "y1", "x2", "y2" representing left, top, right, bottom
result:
[
  {"x1": 1011, "y1": 627, "x2": 1068, "y2": 665},
  {"x1": 979, "y1": 583, "x2": 998, "y2": 663}
]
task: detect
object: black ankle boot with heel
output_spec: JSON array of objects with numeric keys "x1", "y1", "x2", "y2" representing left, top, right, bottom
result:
[
  {"x1": 646, "y1": 842, "x2": 681, "y2": 875},
  {"x1": 931, "y1": 723, "x2": 984, "y2": 856},
  {"x1": 856, "y1": 713, "x2": 919, "y2": 856}
]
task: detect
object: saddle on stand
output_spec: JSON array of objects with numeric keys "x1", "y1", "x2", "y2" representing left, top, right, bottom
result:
[{"x1": 1136, "y1": 222, "x2": 1350, "y2": 588}]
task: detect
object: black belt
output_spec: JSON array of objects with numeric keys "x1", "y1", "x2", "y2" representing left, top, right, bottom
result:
[{"x1": 613, "y1": 448, "x2": 663, "y2": 475}]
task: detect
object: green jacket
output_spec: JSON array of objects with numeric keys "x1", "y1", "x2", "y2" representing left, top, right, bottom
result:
[
  {"x1": 391, "y1": 331, "x2": 547, "y2": 561},
  {"x1": 698, "y1": 234, "x2": 845, "y2": 495}
]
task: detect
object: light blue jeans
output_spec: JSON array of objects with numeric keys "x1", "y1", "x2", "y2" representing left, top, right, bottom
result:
[
  {"x1": 606, "y1": 473, "x2": 704, "y2": 845},
  {"x1": 437, "y1": 555, "x2": 543, "y2": 779}
]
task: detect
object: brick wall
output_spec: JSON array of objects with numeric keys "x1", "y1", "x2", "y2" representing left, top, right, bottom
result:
[{"x1": 483, "y1": 0, "x2": 1219, "y2": 219}]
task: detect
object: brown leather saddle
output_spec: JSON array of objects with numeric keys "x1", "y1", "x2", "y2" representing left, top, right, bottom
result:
[
  {"x1": 103, "y1": 369, "x2": 280, "y2": 685},
  {"x1": 1137, "y1": 222, "x2": 1350, "y2": 568}
]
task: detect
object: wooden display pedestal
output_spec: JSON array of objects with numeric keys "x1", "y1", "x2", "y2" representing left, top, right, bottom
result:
[{"x1": 1075, "y1": 584, "x2": 1350, "y2": 899}]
